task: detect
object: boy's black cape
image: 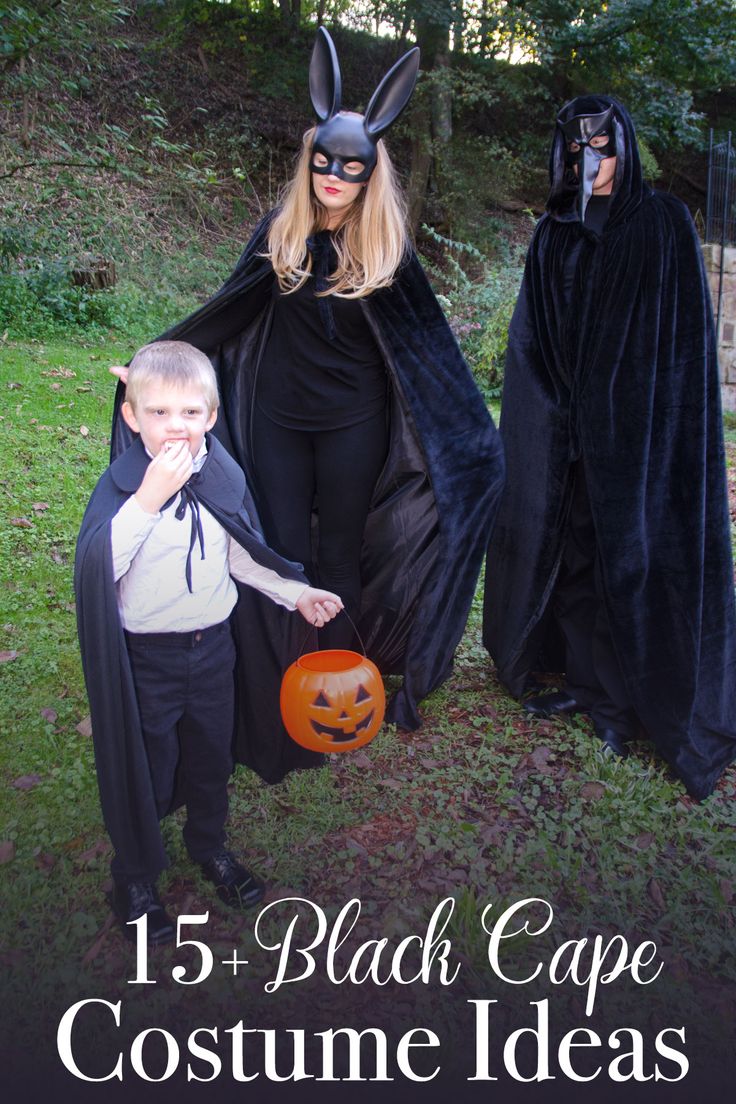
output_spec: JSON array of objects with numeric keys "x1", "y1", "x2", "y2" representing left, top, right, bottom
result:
[
  {"x1": 483, "y1": 96, "x2": 736, "y2": 799},
  {"x1": 75, "y1": 434, "x2": 308, "y2": 877},
  {"x1": 110, "y1": 216, "x2": 504, "y2": 783}
]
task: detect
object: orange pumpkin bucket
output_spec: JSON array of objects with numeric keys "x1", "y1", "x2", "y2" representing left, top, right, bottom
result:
[{"x1": 280, "y1": 646, "x2": 385, "y2": 753}]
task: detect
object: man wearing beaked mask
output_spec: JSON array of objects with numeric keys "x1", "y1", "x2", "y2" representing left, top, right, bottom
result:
[{"x1": 483, "y1": 95, "x2": 736, "y2": 800}]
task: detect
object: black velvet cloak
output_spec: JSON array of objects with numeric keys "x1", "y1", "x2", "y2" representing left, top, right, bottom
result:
[
  {"x1": 75, "y1": 434, "x2": 307, "y2": 878},
  {"x1": 483, "y1": 96, "x2": 736, "y2": 800},
  {"x1": 111, "y1": 215, "x2": 504, "y2": 782}
]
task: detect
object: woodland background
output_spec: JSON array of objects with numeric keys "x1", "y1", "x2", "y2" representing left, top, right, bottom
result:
[{"x1": 2, "y1": 0, "x2": 736, "y2": 390}]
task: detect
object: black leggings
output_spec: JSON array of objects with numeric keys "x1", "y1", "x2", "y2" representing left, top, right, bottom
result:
[{"x1": 251, "y1": 406, "x2": 389, "y2": 649}]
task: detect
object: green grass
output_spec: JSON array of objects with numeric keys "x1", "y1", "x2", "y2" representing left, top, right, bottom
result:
[{"x1": 1, "y1": 337, "x2": 735, "y2": 1084}]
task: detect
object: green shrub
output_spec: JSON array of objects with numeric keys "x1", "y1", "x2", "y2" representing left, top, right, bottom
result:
[
  {"x1": 420, "y1": 225, "x2": 525, "y2": 400},
  {"x1": 0, "y1": 217, "x2": 226, "y2": 342},
  {"x1": 0, "y1": 261, "x2": 185, "y2": 342}
]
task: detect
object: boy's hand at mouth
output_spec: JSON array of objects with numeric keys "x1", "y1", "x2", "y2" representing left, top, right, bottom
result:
[{"x1": 134, "y1": 440, "x2": 194, "y2": 514}]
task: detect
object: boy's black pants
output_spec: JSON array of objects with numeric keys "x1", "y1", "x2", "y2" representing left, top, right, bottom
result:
[{"x1": 111, "y1": 621, "x2": 236, "y2": 883}]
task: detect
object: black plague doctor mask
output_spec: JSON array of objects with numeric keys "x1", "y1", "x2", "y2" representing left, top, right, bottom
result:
[
  {"x1": 558, "y1": 106, "x2": 617, "y2": 222},
  {"x1": 309, "y1": 26, "x2": 420, "y2": 183}
]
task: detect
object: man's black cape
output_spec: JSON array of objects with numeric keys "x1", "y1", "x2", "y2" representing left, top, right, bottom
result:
[
  {"x1": 75, "y1": 435, "x2": 308, "y2": 878},
  {"x1": 111, "y1": 217, "x2": 504, "y2": 783},
  {"x1": 483, "y1": 95, "x2": 736, "y2": 800}
]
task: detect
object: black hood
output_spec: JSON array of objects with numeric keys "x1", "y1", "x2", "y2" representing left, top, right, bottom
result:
[{"x1": 547, "y1": 95, "x2": 648, "y2": 225}]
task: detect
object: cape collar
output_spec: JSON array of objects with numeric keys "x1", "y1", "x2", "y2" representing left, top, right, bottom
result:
[{"x1": 108, "y1": 433, "x2": 245, "y2": 514}]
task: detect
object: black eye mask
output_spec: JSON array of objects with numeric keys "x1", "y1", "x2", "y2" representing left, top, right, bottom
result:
[
  {"x1": 309, "y1": 26, "x2": 419, "y2": 184},
  {"x1": 310, "y1": 115, "x2": 376, "y2": 182},
  {"x1": 558, "y1": 107, "x2": 617, "y2": 221}
]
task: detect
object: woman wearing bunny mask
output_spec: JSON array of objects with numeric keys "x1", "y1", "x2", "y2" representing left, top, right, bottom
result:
[{"x1": 111, "y1": 28, "x2": 503, "y2": 780}]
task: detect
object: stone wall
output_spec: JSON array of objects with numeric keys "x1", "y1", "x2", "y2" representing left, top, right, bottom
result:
[{"x1": 702, "y1": 243, "x2": 736, "y2": 413}]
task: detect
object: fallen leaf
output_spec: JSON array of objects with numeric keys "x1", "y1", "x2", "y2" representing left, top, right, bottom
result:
[
  {"x1": 79, "y1": 425, "x2": 90, "y2": 437},
  {"x1": 40, "y1": 707, "x2": 57, "y2": 724},
  {"x1": 77, "y1": 839, "x2": 110, "y2": 864},
  {"x1": 7, "y1": 381, "x2": 21, "y2": 390},
  {"x1": 10, "y1": 517, "x2": 33, "y2": 528},
  {"x1": 12, "y1": 774, "x2": 42, "y2": 790},
  {"x1": 34, "y1": 851, "x2": 56, "y2": 872},
  {"x1": 76, "y1": 715, "x2": 93, "y2": 737},
  {"x1": 32, "y1": 502, "x2": 50, "y2": 512},
  {"x1": 273, "y1": 798, "x2": 298, "y2": 814},
  {"x1": 719, "y1": 879, "x2": 733, "y2": 905},
  {"x1": 647, "y1": 877, "x2": 666, "y2": 911},
  {"x1": 0, "y1": 841, "x2": 15, "y2": 863},
  {"x1": 530, "y1": 746, "x2": 553, "y2": 769},
  {"x1": 50, "y1": 382, "x2": 61, "y2": 391},
  {"x1": 81, "y1": 913, "x2": 115, "y2": 965},
  {"x1": 580, "y1": 781, "x2": 605, "y2": 800},
  {"x1": 634, "y1": 832, "x2": 655, "y2": 850},
  {"x1": 0, "y1": 651, "x2": 18, "y2": 663}
]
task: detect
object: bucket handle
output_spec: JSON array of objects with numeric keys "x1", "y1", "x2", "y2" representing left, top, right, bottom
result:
[{"x1": 295, "y1": 607, "x2": 367, "y2": 659}]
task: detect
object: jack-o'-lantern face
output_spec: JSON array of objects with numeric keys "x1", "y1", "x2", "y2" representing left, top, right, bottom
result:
[
  {"x1": 280, "y1": 650, "x2": 385, "y2": 753},
  {"x1": 309, "y1": 683, "x2": 375, "y2": 743}
]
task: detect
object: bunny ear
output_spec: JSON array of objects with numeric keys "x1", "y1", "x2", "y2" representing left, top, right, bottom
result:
[
  {"x1": 309, "y1": 26, "x2": 342, "y2": 122},
  {"x1": 364, "y1": 47, "x2": 420, "y2": 139}
]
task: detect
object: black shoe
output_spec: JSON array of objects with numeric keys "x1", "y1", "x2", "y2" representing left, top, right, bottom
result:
[
  {"x1": 594, "y1": 725, "x2": 630, "y2": 759},
  {"x1": 112, "y1": 880, "x2": 175, "y2": 945},
  {"x1": 200, "y1": 850, "x2": 265, "y2": 909},
  {"x1": 523, "y1": 690, "x2": 581, "y2": 719}
]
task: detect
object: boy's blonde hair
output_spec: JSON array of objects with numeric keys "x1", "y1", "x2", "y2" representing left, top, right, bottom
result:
[
  {"x1": 267, "y1": 125, "x2": 408, "y2": 299},
  {"x1": 125, "y1": 341, "x2": 220, "y2": 413}
]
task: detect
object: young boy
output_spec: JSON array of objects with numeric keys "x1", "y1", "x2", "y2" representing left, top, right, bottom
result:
[{"x1": 75, "y1": 341, "x2": 342, "y2": 944}]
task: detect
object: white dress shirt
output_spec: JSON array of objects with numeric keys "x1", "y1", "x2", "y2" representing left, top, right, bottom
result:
[{"x1": 110, "y1": 443, "x2": 306, "y2": 632}]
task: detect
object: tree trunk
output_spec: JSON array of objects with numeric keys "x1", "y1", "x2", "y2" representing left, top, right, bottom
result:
[
  {"x1": 71, "y1": 258, "x2": 117, "y2": 290},
  {"x1": 411, "y1": 2, "x2": 454, "y2": 228},
  {"x1": 278, "y1": 0, "x2": 300, "y2": 34},
  {"x1": 479, "y1": 0, "x2": 492, "y2": 57},
  {"x1": 453, "y1": 1, "x2": 465, "y2": 54},
  {"x1": 406, "y1": 89, "x2": 433, "y2": 234}
]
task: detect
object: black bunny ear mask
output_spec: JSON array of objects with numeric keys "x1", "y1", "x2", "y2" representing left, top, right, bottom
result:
[{"x1": 309, "y1": 26, "x2": 420, "y2": 182}]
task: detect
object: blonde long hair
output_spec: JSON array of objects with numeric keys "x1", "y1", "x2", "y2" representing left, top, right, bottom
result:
[{"x1": 267, "y1": 125, "x2": 408, "y2": 298}]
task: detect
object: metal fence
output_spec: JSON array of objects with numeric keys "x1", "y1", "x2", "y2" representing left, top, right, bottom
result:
[
  {"x1": 706, "y1": 131, "x2": 736, "y2": 335},
  {"x1": 706, "y1": 131, "x2": 736, "y2": 245}
]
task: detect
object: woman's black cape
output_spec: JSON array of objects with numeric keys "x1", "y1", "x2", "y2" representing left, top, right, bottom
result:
[
  {"x1": 483, "y1": 96, "x2": 736, "y2": 800},
  {"x1": 112, "y1": 216, "x2": 504, "y2": 782}
]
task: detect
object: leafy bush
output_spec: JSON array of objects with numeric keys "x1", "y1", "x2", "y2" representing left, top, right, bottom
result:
[
  {"x1": 0, "y1": 254, "x2": 185, "y2": 342},
  {"x1": 421, "y1": 225, "x2": 525, "y2": 400}
]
